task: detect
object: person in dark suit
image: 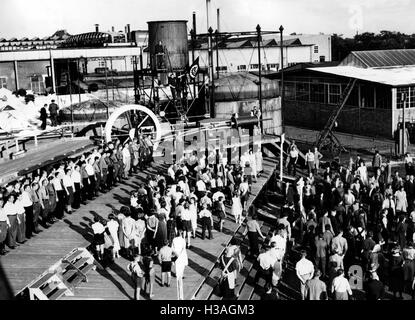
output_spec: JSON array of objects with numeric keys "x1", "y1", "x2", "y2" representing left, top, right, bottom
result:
[
  {"x1": 40, "y1": 104, "x2": 47, "y2": 130},
  {"x1": 364, "y1": 272, "x2": 385, "y2": 300},
  {"x1": 48, "y1": 100, "x2": 59, "y2": 127}
]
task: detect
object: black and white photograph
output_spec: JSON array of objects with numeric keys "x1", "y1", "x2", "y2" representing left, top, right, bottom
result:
[{"x1": 0, "y1": 0, "x2": 415, "y2": 309}]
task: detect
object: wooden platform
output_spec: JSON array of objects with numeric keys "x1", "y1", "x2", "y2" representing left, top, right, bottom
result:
[
  {"x1": 0, "y1": 137, "x2": 95, "y2": 186},
  {"x1": 0, "y1": 158, "x2": 277, "y2": 300}
]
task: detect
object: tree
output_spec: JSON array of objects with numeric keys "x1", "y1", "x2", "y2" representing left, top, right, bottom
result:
[{"x1": 332, "y1": 30, "x2": 415, "y2": 62}]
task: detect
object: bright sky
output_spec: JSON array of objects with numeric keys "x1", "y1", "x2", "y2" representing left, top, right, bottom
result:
[{"x1": 1, "y1": 0, "x2": 414, "y2": 39}]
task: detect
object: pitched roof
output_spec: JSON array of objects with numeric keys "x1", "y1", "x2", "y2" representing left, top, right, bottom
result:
[
  {"x1": 340, "y1": 49, "x2": 415, "y2": 68},
  {"x1": 308, "y1": 65, "x2": 415, "y2": 87}
]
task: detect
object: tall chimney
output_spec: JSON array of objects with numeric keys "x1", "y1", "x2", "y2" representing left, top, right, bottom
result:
[
  {"x1": 95, "y1": 24, "x2": 99, "y2": 32},
  {"x1": 127, "y1": 24, "x2": 131, "y2": 42},
  {"x1": 217, "y1": 8, "x2": 220, "y2": 33},
  {"x1": 192, "y1": 11, "x2": 197, "y2": 35},
  {"x1": 206, "y1": 0, "x2": 211, "y2": 31}
]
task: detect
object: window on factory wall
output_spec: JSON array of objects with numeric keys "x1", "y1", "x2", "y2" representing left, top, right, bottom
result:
[
  {"x1": 284, "y1": 81, "x2": 296, "y2": 100},
  {"x1": 267, "y1": 63, "x2": 279, "y2": 71},
  {"x1": 328, "y1": 84, "x2": 341, "y2": 105},
  {"x1": 237, "y1": 65, "x2": 247, "y2": 71},
  {"x1": 98, "y1": 60, "x2": 106, "y2": 68},
  {"x1": 310, "y1": 83, "x2": 326, "y2": 104},
  {"x1": 396, "y1": 87, "x2": 415, "y2": 109},
  {"x1": 375, "y1": 86, "x2": 392, "y2": 109},
  {"x1": 216, "y1": 66, "x2": 228, "y2": 72},
  {"x1": 314, "y1": 46, "x2": 319, "y2": 53},
  {"x1": 0, "y1": 77, "x2": 7, "y2": 89},
  {"x1": 296, "y1": 82, "x2": 310, "y2": 102},
  {"x1": 359, "y1": 84, "x2": 375, "y2": 108},
  {"x1": 250, "y1": 64, "x2": 259, "y2": 70}
]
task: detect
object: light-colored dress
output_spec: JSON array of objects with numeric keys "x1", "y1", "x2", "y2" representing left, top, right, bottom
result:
[
  {"x1": 249, "y1": 153, "x2": 257, "y2": 177},
  {"x1": 395, "y1": 190, "x2": 408, "y2": 212},
  {"x1": 172, "y1": 236, "x2": 188, "y2": 278},
  {"x1": 255, "y1": 151, "x2": 263, "y2": 173},
  {"x1": 117, "y1": 213, "x2": 126, "y2": 248},
  {"x1": 231, "y1": 196, "x2": 242, "y2": 219},
  {"x1": 189, "y1": 203, "x2": 198, "y2": 232},
  {"x1": 357, "y1": 165, "x2": 368, "y2": 186},
  {"x1": 107, "y1": 219, "x2": 121, "y2": 251},
  {"x1": 122, "y1": 216, "x2": 136, "y2": 249}
]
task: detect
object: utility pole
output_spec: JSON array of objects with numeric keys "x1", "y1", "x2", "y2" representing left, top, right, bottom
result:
[
  {"x1": 104, "y1": 59, "x2": 109, "y2": 119},
  {"x1": 256, "y1": 24, "x2": 263, "y2": 134},
  {"x1": 192, "y1": 11, "x2": 197, "y2": 99},
  {"x1": 279, "y1": 25, "x2": 285, "y2": 134},
  {"x1": 206, "y1": 0, "x2": 211, "y2": 31},
  {"x1": 215, "y1": 30, "x2": 220, "y2": 80},
  {"x1": 402, "y1": 92, "x2": 408, "y2": 155},
  {"x1": 67, "y1": 59, "x2": 73, "y2": 131},
  {"x1": 280, "y1": 133, "x2": 285, "y2": 181},
  {"x1": 208, "y1": 27, "x2": 215, "y2": 118}
]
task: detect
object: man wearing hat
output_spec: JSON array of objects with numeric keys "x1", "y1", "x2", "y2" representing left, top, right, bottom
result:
[
  {"x1": 48, "y1": 100, "x2": 59, "y2": 127},
  {"x1": 295, "y1": 250, "x2": 315, "y2": 300}
]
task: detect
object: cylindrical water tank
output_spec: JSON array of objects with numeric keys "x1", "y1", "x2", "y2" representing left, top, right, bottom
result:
[{"x1": 147, "y1": 20, "x2": 189, "y2": 72}]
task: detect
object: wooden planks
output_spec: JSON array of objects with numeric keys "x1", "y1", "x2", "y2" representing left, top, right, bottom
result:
[
  {"x1": 2, "y1": 158, "x2": 278, "y2": 300},
  {"x1": 0, "y1": 137, "x2": 94, "y2": 186}
]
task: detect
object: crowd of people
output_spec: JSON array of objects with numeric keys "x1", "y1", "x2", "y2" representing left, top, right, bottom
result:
[
  {"x1": 0, "y1": 136, "x2": 153, "y2": 256},
  {"x1": 91, "y1": 142, "x2": 264, "y2": 300},
  {"x1": 7, "y1": 127, "x2": 414, "y2": 301},
  {"x1": 255, "y1": 143, "x2": 415, "y2": 300}
]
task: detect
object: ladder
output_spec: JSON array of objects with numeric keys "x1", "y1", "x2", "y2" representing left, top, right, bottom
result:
[{"x1": 316, "y1": 78, "x2": 357, "y2": 153}]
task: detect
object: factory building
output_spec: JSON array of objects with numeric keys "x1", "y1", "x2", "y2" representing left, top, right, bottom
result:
[{"x1": 276, "y1": 49, "x2": 415, "y2": 139}]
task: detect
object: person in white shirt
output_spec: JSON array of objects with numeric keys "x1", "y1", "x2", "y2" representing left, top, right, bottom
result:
[
  {"x1": 199, "y1": 204, "x2": 213, "y2": 240},
  {"x1": 212, "y1": 189, "x2": 225, "y2": 203},
  {"x1": 288, "y1": 145, "x2": 299, "y2": 176},
  {"x1": 239, "y1": 178, "x2": 249, "y2": 209},
  {"x1": 62, "y1": 168, "x2": 75, "y2": 214},
  {"x1": 231, "y1": 191, "x2": 243, "y2": 225},
  {"x1": 4, "y1": 195, "x2": 18, "y2": 249},
  {"x1": 305, "y1": 149, "x2": 315, "y2": 174},
  {"x1": 71, "y1": 165, "x2": 82, "y2": 209},
  {"x1": 331, "y1": 269, "x2": 353, "y2": 300},
  {"x1": 0, "y1": 198, "x2": 11, "y2": 255},
  {"x1": 107, "y1": 213, "x2": 121, "y2": 259},
  {"x1": 91, "y1": 216, "x2": 106, "y2": 261},
  {"x1": 196, "y1": 178, "x2": 206, "y2": 196},
  {"x1": 295, "y1": 250, "x2": 315, "y2": 300},
  {"x1": 255, "y1": 246, "x2": 274, "y2": 287},
  {"x1": 15, "y1": 193, "x2": 26, "y2": 244},
  {"x1": 189, "y1": 197, "x2": 198, "y2": 239},
  {"x1": 181, "y1": 202, "x2": 193, "y2": 248},
  {"x1": 172, "y1": 231, "x2": 188, "y2": 300},
  {"x1": 21, "y1": 184, "x2": 34, "y2": 238},
  {"x1": 122, "y1": 144, "x2": 131, "y2": 178}
]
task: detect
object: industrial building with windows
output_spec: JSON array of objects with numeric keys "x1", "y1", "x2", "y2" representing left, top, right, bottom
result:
[{"x1": 277, "y1": 49, "x2": 415, "y2": 139}]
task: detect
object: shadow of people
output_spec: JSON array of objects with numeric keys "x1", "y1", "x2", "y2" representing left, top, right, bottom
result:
[
  {"x1": 95, "y1": 264, "x2": 133, "y2": 300},
  {"x1": 63, "y1": 219, "x2": 93, "y2": 243}
]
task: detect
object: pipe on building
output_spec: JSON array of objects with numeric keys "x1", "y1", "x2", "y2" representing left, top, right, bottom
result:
[{"x1": 13, "y1": 61, "x2": 19, "y2": 91}]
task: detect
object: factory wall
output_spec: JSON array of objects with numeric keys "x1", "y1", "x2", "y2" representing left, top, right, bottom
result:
[
  {"x1": 283, "y1": 100, "x2": 393, "y2": 139},
  {"x1": 215, "y1": 97, "x2": 282, "y2": 136},
  {"x1": 193, "y1": 45, "x2": 313, "y2": 73}
]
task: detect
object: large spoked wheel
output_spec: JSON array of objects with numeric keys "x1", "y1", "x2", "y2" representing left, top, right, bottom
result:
[{"x1": 105, "y1": 105, "x2": 164, "y2": 151}]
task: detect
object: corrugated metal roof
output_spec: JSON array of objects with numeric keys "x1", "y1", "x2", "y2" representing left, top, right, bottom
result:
[
  {"x1": 226, "y1": 40, "x2": 253, "y2": 49},
  {"x1": 343, "y1": 49, "x2": 415, "y2": 68},
  {"x1": 308, "y1": 65, "x2": 415, "y2": 86}
]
